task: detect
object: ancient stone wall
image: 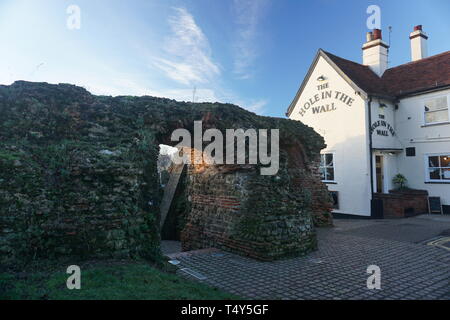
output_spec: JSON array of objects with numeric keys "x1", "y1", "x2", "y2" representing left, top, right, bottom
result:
[
  {"x1": 0, "y1": 81, "x2": 332, "y2": 265},
  {"x1": 0, "y1": 134, "x2": 162, "y2": 264},
  {"x1": 180, "y1": 147, "x2": 328, "y2": 261},
  {"x1": 0, "y1": 82, "x2": 164, "y2": 265},
  {"x1": 284, "y1": 142, "x2": 333, "y2": 227}
]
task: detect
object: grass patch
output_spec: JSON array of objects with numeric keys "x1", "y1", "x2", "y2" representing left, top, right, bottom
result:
[{"x1": 0, "y1": 259, "x2": 240, "y2": 300}]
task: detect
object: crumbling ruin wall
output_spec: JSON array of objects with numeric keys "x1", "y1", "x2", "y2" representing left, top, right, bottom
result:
[
  {"x1": 0, "y1": 83, "x2": 162, "y2": 264},
  {"x1": 180, "y1": 143, "x2": 332, "y2": 260},
  {"x1": 0, "y1": 81, "x2": 332, "y2": 265},
  {"x1": 182, "y1": 165, "x2": 315, "y2": 260},
  {"x1": 284, "y1": 142, "x2": 334, "y2": 227}
]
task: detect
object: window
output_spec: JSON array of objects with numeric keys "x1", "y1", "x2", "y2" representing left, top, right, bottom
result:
[
  {"x1": 426, "y1": 154, "x2": 450, "y2": 182},
  {"x1": 424, "y1": 96, "x2": 449, "y2": 124},
  {"x1": 320, "y1": 153, "x2": 335, "y2": 182}
]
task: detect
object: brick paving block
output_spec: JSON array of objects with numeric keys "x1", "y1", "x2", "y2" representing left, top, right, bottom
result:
[{"x1": 174, "y1": 216, "x2": 450, "y2": 300}]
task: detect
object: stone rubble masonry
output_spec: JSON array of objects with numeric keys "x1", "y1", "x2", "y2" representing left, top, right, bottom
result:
[
  {"x1": 0, "y1": 81, "x2": 332, "y2": 264},
  {"x1": 180, "y1": 146, "x2": 332, "y2": 261},
  {"x1": 0, "y1": 137, "x2": 162, "y2": 264}
]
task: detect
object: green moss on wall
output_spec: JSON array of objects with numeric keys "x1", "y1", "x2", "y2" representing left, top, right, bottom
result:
[{"x1": 0, "y1": 81, "x2": 330, "y2": 264}]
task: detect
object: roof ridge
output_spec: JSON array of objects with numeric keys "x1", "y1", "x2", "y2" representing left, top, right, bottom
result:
[
  {"x1": 322, "y1": 50, "x2": 366, "y2": 67},
  {"x1": 322, "y1": 50, "x2": 384, "y2": 80},
  {"x1": 324, "y1": 49, "x2": 450, "y2": 72},
  {"x1": 287, "y1": 48, "x2": 450, "y2": 115},
  {"x1": 385, "y1": 50, "x2": 450, "y2": 71}
]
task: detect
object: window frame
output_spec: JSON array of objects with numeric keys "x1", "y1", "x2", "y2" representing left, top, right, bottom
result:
[
  {"x1": 319, "y1": 152, "x2": 336, "y2": 183},
  {"x1": 424, "y1": 153, "x2": 450, "y2": 183},
  {"x1": 423, "y1": 95, "x2": 450, "y2": 126}
]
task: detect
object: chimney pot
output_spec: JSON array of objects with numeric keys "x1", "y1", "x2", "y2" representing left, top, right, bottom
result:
[
  {"x1": 373, "y1": 29, "x2": 382, "y2": 40},
  {"x1": 362, "y1": 28, "x2": 389, "y2": 77},
  {"x1": 410, "y1": 25, "x2": 428, "y2": 61}
]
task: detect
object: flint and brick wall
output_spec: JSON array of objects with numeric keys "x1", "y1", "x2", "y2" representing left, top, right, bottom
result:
[
  {"x1": 0, "y1": 138, "x2": 162, "y2": 265},
  {"x1": 0, "y1": 81, "x2": 332, "y2": 264},
  {"x1": 180, "y1": 147, "x2": 331, "y2": 261}
]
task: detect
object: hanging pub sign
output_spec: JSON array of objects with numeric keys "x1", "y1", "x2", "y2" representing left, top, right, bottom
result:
[
  {"x1": 370, "y1": 120, "x2": 396, "y2": 136},
  {"x1": 298, "y1": 82, "x2": 355, "y2": 117}
]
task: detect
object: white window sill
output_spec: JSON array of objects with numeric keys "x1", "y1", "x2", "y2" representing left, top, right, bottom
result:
[{"x1": 421, "y1": 121, "x2": 450, "y2": 128}]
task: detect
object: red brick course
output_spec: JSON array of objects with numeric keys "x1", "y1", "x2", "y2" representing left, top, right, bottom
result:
[{"x1": 374, "y1": 189, "x2": 429, "y2": 218}]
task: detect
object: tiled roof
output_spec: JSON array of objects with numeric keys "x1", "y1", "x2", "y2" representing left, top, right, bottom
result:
[
  {"x1": 324, "y1": 50, "x2": 450, "y2": 98},
  {"x1": 323, "y1": 51, "x2": 387, "y2": 96},
  {"x1": 382, "y1": 51, "x2": 450, "y2": 97}
]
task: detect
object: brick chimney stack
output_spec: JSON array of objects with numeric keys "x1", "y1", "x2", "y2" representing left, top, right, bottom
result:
[
  {"x1": 362, "y1": 28, "x2": 389, "y2": 77},
  {"x1": 410, "y1": 25, "x2": 428, "y2": 61}
]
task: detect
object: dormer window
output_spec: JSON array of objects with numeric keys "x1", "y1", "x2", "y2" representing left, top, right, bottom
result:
[{"x1": 424, "y1": 96, "x2": 449, "y2": 124}]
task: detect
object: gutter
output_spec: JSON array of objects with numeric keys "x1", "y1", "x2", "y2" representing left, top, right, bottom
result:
[
  {"x1": 396, "y1": 84, "x2": 450, "y2": 99},
  {"x1": 367, "y1": 96, "x2": 375, "y2": 217}
]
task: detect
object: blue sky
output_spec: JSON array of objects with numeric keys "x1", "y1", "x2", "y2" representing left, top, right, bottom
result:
[{"x1": 1, "y1": 0, "x2": 449, "y2": 117}]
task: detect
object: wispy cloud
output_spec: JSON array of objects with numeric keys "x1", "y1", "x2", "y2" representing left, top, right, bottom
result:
[
  {"x1": 232, "y1": 0, "x2": 270, "y2": 79},
  {"x1": 140, "y1": 6, "x2": 268, "y2": 114},
  {"x1": 246, "y1": 99, "x2": 268, "y2": 114},
  {"x1": 152, "y1": 7, "x2": 220, "y2": 86}
]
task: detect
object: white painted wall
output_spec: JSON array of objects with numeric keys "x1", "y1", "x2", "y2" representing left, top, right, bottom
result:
[
  {"x1": 370, "y1": 99, "x2": 402, "y2": 150},
  {"x1": 369, "y1": 98, "x2": 402, "y2": 193},
  {"x1": 289, "y1": 56, "x2": 371, "y2": 216},
  {"x1": 362, "y1": 40, "x2": 389, "y2": 76},
  {"x1": 410, "y1": 30, "x2": 428, "y2": 61},
  {"x1": 289, "y1": 53, "x2": 449, "y2": 216},
  {"x1": 395, "y1": 89, "x2": 450, "y2": 206}
]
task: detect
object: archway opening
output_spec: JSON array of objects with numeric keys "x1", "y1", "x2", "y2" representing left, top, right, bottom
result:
[{"x1": 158, "y1": 144, "x2": 187, "y2": 242}]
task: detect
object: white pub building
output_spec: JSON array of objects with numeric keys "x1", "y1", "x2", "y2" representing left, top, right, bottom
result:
[{"x1": 287, "y1": 26, "x2": 450, "y2": 218}]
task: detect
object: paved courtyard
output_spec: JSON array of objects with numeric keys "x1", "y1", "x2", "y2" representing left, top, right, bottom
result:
[{"x1": 163, "y1": 214, "x2": 450, "y2": 300}]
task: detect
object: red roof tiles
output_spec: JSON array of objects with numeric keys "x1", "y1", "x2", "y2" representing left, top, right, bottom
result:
[
  {"x1": 323, "y1": 51, "x2": 387, "y2": 97},
  {"x1": 324, "y1": 50, "x2": 450, "y2": 98},
  {"x1": 382, "y1": 51, "x2": 450, "y2": 97}
]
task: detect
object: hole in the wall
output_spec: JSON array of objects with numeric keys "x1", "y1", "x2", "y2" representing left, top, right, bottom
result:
[
  {"x1": 159, "y1": 144, "x2": 187, "y2": 241},
  {"x1": 158, "y1": 144, "x2": 178, "y2": 187},
  {"x1": 158, "y1": 144, "x2": 215, "y2": 243}
]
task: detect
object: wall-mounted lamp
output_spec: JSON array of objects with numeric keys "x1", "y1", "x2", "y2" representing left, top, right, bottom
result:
[
  {"x1": 380, "y1": 103, "x2": 388, "y2": 108},
  {"x1": 317, "y1": 75, "x2": 326, "y2": 81}
]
